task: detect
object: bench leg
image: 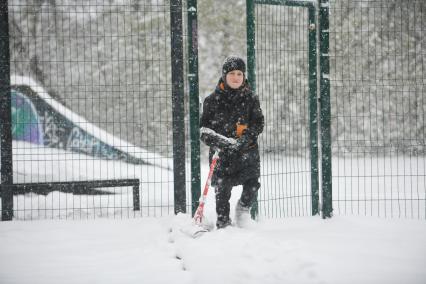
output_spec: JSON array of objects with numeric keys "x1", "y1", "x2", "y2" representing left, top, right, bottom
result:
[{"x1": 133, "y1": 185, "x2": 140, "y2": 211}]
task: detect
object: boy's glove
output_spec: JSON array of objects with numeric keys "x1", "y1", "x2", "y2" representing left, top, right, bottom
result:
[
  {"x1": 236, "y1": 123, "x2": 248, "y2": 138},
  {"x1": 226, "y1": 131, "x2": 252, "y2": 153},
  {"x1": 200, "y1": 127, "x2": 237, "y2": 149}
]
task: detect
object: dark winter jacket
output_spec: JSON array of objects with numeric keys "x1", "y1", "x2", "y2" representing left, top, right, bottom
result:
[{"x1": 200, "y1": 78, "x2": 264, "y2": 186}]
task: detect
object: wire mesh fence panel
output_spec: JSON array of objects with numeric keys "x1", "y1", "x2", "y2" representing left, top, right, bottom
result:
[
  {"x1": 255, "y1": 4, "x2": 312, "y2": 218},
  {"x1": 3, "y1": 0, "x2": 179, "y2": 220},
  {"x1": 328, "y1": 0, "x2": 426, "y2": 218},
  {"x1": 3, "y1": 0, "x2": 425, "y2": 222}
]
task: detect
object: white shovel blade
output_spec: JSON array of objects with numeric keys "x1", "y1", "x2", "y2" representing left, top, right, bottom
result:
[{"x1": 180, "y1": 223, "x2": 209, "y2": 238}]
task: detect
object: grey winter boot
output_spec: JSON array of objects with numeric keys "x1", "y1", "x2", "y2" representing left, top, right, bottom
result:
[{"x1": 235, "y1": 199, "x2": 251, "y2": 227}]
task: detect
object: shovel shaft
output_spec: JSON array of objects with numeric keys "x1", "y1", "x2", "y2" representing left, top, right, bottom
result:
[
  {"x1": 201, "y1": 152, "x2": 219, "y2": 198},
  {"x1": 193, "y1": 151, "x2": 219, "y2": 224}
]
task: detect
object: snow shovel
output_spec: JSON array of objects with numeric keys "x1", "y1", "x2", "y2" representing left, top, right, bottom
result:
[{"x1": 181, "y1": 150, "x2": 220, "y2": 238}]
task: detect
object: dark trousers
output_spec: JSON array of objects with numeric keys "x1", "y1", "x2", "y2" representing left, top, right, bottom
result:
[{"x1": 215, "y1": 178, "x2": 260, "y2": 223}]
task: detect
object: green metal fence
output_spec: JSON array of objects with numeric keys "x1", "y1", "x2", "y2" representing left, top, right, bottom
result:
[
  {"x1": 248, "y1": 0, "x2": 319, "y2": 218},
  {"x1": 1, "y1": 0, "x2": 425, "y2": 221},
  {"x1": 328, "y1": 0, "x2": 425, "y2": 218},
  {"x1": 1, "y1": 0, "x2": 189, "y2": 220},
  {"x1": 248, "y1": 0, "x2": 425, "y2": 219}
]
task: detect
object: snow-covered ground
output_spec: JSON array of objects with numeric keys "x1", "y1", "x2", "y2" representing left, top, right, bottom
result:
[{"x1": 0, "y1": 215, "x2": 425, "y2": 284}]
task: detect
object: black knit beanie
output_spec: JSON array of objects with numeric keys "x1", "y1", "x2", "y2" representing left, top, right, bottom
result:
[{"x1": 222, "y1": 56, "x2": 246, "y2": 77}]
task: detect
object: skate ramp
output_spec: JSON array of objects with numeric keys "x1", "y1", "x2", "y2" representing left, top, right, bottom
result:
[{"x1": 10, "y1": 75, "x2": 171, "y2": 170}]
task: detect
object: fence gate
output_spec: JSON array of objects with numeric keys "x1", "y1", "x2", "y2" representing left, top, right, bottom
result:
[
  {"x1": 247, "y1": 0, "x2": 319, "y2": 218},
  {"x1": 249, "y1": 0, "x2": 425, "y2": 220}
]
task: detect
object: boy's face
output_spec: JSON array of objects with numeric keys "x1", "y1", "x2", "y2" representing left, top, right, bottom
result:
[{"x1": 225, "y1": 70, "x2": 244, "y2": 89}]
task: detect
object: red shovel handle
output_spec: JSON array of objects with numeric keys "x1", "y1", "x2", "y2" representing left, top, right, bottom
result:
[
  {"x1": 193, "y1": 151, "x2": 219, "y2": 224},
  {"x1": 201, "y1": 151, "x2": 219, "y2": 197}
]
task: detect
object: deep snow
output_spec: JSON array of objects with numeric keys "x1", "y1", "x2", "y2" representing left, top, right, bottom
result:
[{"x1": 0, "y1": 215, "x2": 425, "y2": 284}]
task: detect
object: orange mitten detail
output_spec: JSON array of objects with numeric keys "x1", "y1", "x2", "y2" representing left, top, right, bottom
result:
[{"x1": 236, "y1": 122, "x2": 248, "y2": 138}]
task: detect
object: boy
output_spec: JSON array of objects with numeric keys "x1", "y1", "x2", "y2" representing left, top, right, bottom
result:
[{"x1": 200, "y1": 56, "x2": 264, "y2": 228}]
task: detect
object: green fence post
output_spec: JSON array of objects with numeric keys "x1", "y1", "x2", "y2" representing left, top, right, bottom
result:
[
  {"x1": 170, "y1": 0, "x2": 186, "y2": 214},
  {"x1": 246, "y1": 0, "x2": 258, "y2": 219},
  {"x1": 247, "y1": 0, "x2": 256, "y2": 92},
  {"x1": 308, "y1": 5, "x2": 319, "y2": 216},
  {"x1": 319, "y1": 0, "x2": 332, "y2": 218},
  {"x1": 187, "y1": 0, "x2": 201, "y2": 217},
  {"x1": 0, "y1": 0, "x2": 13, "y2": 221}
]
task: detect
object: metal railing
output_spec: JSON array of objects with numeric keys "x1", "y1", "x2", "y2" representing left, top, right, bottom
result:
[{"x1": 1, "y1": 0, "x2": 424, "y2": 221}]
